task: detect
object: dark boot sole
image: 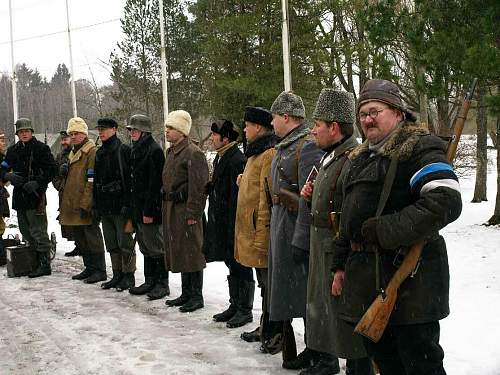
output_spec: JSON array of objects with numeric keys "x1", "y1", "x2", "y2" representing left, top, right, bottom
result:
[{"x1": 179, "y1": 303, "x2": 204, "y2": 313}]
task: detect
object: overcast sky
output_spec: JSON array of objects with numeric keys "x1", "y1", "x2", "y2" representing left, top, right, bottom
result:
[{"x1": 0, "y1": 0, "x2": 126, "y2": 86}]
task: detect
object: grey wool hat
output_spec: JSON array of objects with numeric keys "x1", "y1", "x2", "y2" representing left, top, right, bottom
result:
[
  {"x1": 313, "y1": 88, "x2": 356, "y2": 124},
  {"x1": 127, "y1": 114, "x2": 152, "y2": 133},
  {"x1": 270, "y1": 91, "x2": 305, "y2": 118},
  {"x1": 15, "y1": 118, "x2": 34, "y2": 134}
]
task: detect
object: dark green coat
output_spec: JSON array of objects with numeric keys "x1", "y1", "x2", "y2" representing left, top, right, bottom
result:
[{"x1": 306, "y1": 135, "x2": 367, "y2": 358}]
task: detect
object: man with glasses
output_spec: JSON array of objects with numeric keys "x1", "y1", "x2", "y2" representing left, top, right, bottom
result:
[{"x1": 333, "y1": 79, "x2": 462, "y2": 374}]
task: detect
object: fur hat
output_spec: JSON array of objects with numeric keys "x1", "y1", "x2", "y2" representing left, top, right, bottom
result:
[
  {"x1": 15, "y1": 118, "x2": 34, "y2": 134},
  {"x1": 358, "y1": 79, "x2": 416, "y2": 122},
  {"x1": 313, "y1": 89, "x2": 355, "y2": 124},
  {"x1": 270, "y1": 91, "x2": 306, "y2": 118},
  {"x1": 244, "y1": 107, "x2": 273, "y2": 129},
  {"x1": 165, "y1": 110, "x2": 192, "y2": 136},
  {"x1": 211, "y1": 120, "x2": 239, "y2": 141},
  {"x1": 96, "y1": 118, "x2": 118, "y2": 129},
  {"x1": 67, "y1": 117, "x2": 88, "y2": 135},
  {"x1": 127, "y1": 114, "x2": 152, "y2": 133}
]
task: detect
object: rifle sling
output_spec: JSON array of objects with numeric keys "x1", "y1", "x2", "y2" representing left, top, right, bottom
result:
[{"x1": 374, "y1": 156, "x2": 398, "y2": 295}]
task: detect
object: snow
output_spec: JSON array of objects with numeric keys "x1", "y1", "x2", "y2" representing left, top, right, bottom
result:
[{"x1": 1, "y1": 151, "x2": 499, "y2": 374}]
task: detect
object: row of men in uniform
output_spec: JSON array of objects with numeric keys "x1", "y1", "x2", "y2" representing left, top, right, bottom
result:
[{"x1": 0, "y1": 78, "x2": 461, "y2": 375}]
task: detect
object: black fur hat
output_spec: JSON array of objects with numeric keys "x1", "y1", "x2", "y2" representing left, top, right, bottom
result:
[
  {"x1": 244, "y1": 107, "x2": 273, "y2": 129},
  {"x1": 211, "y1": 119, "x2": 239, "y2": 141}
]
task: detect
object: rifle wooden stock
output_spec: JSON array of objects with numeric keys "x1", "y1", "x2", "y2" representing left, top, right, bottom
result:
[{"x1": 354, "y1": 78, "x2": 477, "y2": 343}]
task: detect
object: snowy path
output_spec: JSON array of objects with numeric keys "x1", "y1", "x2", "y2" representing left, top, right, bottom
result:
[{"x1": 0, "y1": 256, "x2": 302, "y2": 375}]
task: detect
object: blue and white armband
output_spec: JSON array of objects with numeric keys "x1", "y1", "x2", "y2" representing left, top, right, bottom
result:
[{"x1": 410, "y1": 162, "x2": 460, "y2": 196}]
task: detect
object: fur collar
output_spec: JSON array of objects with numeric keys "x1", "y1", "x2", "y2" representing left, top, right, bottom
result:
[
  {"x1": 275, "y1": 124, "x2": 310, "y2": 150},
  {"x1": 350, "y1": 121, "x2": 429, "y2": 161},
  {"x1": 245, "y1": 133, "x2": 277, "y2": 157}
]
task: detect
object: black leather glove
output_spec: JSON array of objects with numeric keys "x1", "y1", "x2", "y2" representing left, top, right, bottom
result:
[
  {"x1": 361, "y1": 217, "x2": 380, "y2": 246},
  {"x1": 4, "y1": 172, "x2": 25, "y2": 186},
  {"x1": 80, "y1": 209, "x2": 90, "y2": 219},
  {"x1": 23, "y1": 180, "x2": 39, "y2": 194},
  {"x1": 59, "y1": 163, "x2": 69, "y2": 177},
  {"x1": 292, "y1": 245, "x2": 309, "y2": 263}
]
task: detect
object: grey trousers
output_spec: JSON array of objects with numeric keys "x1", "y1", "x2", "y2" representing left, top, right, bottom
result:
[
  {"x1": 135, "y1": 223, "x2": 164, "y2": 258},
  {"x1": 17, "y1": 209, "x2": 51, "y2": 253}
]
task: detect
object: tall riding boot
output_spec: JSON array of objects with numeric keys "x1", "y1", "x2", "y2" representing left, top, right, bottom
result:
[
  {"x1": 213, "y1": 275, "x2": 238, "y2": 322},
  {"x1": 345, "y1": 358, "x2": 375, "y2": 375},
  {"x1": 282, "y1": 320, "x2": 297, "y2": 362},
  {"x1": 165, "y1": 272, "x2": 191, "y2": 306},
  {"x1": 147, "y1": 258, "x2": 170, "y2": 300},
  {"x1": 116, "y1": 252, "x2": 136, "y2": 292},
  {"x1": 72, "y1": 253, "x2": 92, "y2": 280},
  {"x1": 227, "y1": 279, "x2": 255, "y2": 328},
  {"x1": 28, "y1": 252, "x2": 51, "y2": 278},
  {"x1": 85, "y1": 253, "x2": 107, "y2": 284},
  {"x1": 179, "y1": 271, "x2": 204, "y2": 312},
  {"x1": 101, "y1": 252, "x2": 123, "y2": 289},
  {"x1": 129, "y1": 256, "x2": 155, "y2": 295}
]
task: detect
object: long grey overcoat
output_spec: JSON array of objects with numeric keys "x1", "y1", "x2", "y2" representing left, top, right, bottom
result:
[
  {"x1": 162, "y1": 138, "x2": 209, "y2": 273},
  {"x1": 306, "y1": 135, "x2": 367, "y2": 359},
  {"x1": 268, "y1": 124, "x2": 323, "y2": 321}
]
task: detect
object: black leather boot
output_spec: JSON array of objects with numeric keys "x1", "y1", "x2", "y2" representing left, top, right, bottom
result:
[
  {"x1": 84, "y1": 253, "x2": 107, "y2": 284},
  {"x1": 227, "y1": 279, "x2": 255, "y2": 328},
  {"x1": 147, "y1": 258, "x2": 170, "y2": 300},
  {"x1": 283, "y1": 347, "x2": 321, "y2": 370},
  {"x1": 28, "y1": 252, "x2": 51, "y2": 278},
  {"x1": 101, "y1": 271, "x2": 123, "y2": 289},
  {"x1": 165, "y1": 272, "x2": 191, "y2": 306},
  {"x1": 129, "y1": 257, "x2": 155, "y2": 295},
  {"x1": 241, "y1": 325, "x2": 261, "y2": 343},
  {"x1": 64, "y1": 246, "x2": 81, "y2": 257},
  {"x1": 213, "y1": 275, "x2": 238, "y2": 322},
  {"x1": 179, "y1": 271, "x2": 204, "y2": 312},
  {"x1": 299, "y1": 352, "x2": 340, "y2": 375},
  {"x1": 116, "y1": 272, "x2": 135, "y2": 292},
  {"x1": 72, "y1": 254, "x2": 91, "y2": 280}
]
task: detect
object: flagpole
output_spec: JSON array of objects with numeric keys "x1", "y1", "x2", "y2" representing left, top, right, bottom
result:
[
  {"x1": 65, "y1": 0, "x2": 78, "y2": 117},
  {"x1": 281, "y1": 0, "x2": 292, "y2": 91},
  {"x1": 9, "y1": 0, "x2": 18, "y2": 127}
]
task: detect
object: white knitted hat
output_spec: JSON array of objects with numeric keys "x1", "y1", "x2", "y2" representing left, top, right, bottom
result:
[
  {"x1": 165, "y1": 110, "x2": 192, "y2": 136},
  {"x1": 67, "y1": 117, "x2": 88, "y2": 135}
]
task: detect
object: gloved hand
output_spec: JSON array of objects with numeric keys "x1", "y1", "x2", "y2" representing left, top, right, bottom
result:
[
  {"x1": 80, "y1": 209, "x2": 90, "y2": 219},
  {"x1": 292, "y1": 245, "x2": 309, "y2": 263},
  {"x1": 23, "y1": 180, "x2": 39, "y2": 194},
  {"x1": 361, "y1": 217, "x2": 380, "y2": 247},
  {"x1": 4, "y1": 172, "x2": 25, "y2": 186},
  {"x1": 59, "y1": 163, "x2": 69, "y2": 177}
]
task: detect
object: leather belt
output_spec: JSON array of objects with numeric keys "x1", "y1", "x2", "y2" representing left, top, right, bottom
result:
[
  {"x1": 350, "y1": 241, "x2": 376, "y2": 253},
  {"x1": 311, "y1": 214, "x2": 332, "y2": 229}
]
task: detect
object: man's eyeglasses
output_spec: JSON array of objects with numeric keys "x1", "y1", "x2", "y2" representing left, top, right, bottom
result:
[{"x1": 358, "y1": 108, "x2": 387, "y2": 122}]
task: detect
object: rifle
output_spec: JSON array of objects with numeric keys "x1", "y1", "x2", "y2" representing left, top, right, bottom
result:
[
  {"x1": 354, "y1": 78, "x2": 478, "y2": 343},
  {"x1": 263, "y1": 177, "x2": 273, "y2": 213}
]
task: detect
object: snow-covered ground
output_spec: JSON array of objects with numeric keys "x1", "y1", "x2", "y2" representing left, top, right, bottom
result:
[{"x1": 1, "y1": 152, "x2": 499, "y2": 374}]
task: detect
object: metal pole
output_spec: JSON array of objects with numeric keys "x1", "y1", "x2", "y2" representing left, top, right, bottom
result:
[
  {"x1": 281, "y1": 0, "x2": 292, "y2": 91},
  {"x1": 65, "y1": 0, "x2": 78, "y2": 117},
  {"x1": 158, "y1": 0, "x2": 170, "y2": 148},
  {"x1": 9, "y1": 0, "x2": 18, "y2": 127}
]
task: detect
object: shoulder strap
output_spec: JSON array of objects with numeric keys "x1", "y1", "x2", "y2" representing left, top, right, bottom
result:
[
  {"x1": 116, "y1": 143, "x2": 126, "y2": 191},
  {"x1": 376, "y1": 157, "x2": 398, "y2": 217}
]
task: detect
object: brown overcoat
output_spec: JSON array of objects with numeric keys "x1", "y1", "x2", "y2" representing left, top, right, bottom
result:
[
  {"x1": 162, "y1": 138, "x2": 209, "y2": 273},
  {"x1": 59, "y1": 139, "x2": 96, "y2": 226},
  {"x1": 234, "y1": 144, "x2": 275, "y2": 268}
]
